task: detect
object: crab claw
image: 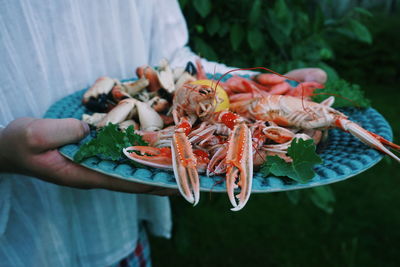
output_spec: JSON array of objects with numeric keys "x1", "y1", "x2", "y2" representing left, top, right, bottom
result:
[
  {"x1": 225, "y1": 123, "x2": 253, "y2": 211},
  {"x1": 336, "y1": 117, "x2": 400, "y2": 163},
  {"x1": 263, "y1": 126, "x2": 296, "y2": 144},
  {"x1": 123, "y1": 146, "x2": 173, "y2": 169},
  {"x1": 207, "y1": 143, "x2": 228, "y2": 176},
  {"x1": 171, "y1": 132, "x2": 200, "y2": 206},
  {"x1": 136, "y1": 65, "x2": 162, "y2": 92}
]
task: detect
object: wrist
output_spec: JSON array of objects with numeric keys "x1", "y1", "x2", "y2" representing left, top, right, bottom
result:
[{"x1": 0, "y1": 125, "x2": 17, "y2": 173}]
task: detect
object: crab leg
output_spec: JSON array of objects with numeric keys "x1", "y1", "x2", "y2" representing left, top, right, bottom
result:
[
  {"x1": 207, "y1": 143, "x2": 228, "y2": 176},
  {"x1": 123, "y1": 146, "x2": 209, "y2": 173},
  {"x1": 123, "y1": 146, "x2": 173, "y2": 169},
  {"x1": 225, "y1": 122, "x2": 253, "y2": 211}
]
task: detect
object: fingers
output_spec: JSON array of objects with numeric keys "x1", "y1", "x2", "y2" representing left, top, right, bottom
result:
[
  {"x1": 33, "y1": 149, "x2": 178, "y2": 195},
  {"x1": 25, "y1": 118, "x2": 90, "y2": 152},
  {"x1": 1, "y1": 117, "x2": 178, "y2": 195},
  {"x1": 284, "y1": 68, "x2": 327, "y2": 84}
]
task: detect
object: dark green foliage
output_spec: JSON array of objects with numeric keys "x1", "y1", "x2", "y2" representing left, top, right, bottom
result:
[
  {"x1": 328, "y1": 11, "x2": 400, "y2": 85},
  {"x1": 179, "y1": 0, "x2": 373, "y2": 74}
]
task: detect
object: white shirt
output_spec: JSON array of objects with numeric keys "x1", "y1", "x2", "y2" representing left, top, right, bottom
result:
[
  {"x1": 0, "y1": 1, "x2": 246, "y2": 266},
  {"x1": 0, "y1": 1, "x2": 185, "y2": 266}
]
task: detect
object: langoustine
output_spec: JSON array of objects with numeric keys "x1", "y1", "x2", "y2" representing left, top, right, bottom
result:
[{"x1": 82, "y1": 61, "x2": 399, "y2": 211}]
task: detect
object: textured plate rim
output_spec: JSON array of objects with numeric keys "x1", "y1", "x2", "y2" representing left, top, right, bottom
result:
[{"x1": 58, "y1": 147, "x2": 383, "y2": 193}]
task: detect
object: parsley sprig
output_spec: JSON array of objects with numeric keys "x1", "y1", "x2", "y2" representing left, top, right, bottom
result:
[
  {"x1": 260, "y1": 138, "x2": 323, "y2": 183},
  {"x1": 74, "y1": 123, "x2": 147, "y2": 162}
]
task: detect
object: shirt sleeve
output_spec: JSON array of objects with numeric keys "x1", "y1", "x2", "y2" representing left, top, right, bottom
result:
[
  {"x1": 148, "y1": 0, "x2": 189, "y2": 66},
  {"x1": 150, "y1": 0, "x2": 256, "y2": 76}
]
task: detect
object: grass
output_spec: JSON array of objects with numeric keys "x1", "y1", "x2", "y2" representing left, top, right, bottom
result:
[{"x1": 149, "y1": 11, "x2": 400, "y2": 267}]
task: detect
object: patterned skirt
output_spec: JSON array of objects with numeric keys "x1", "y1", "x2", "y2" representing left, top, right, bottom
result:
[{"x1": 109, "y1": 226, "x2": 151, "y2": 267}]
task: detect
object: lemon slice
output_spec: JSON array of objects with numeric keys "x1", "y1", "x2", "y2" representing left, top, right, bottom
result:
[{"x1": 190, "y1": 79, "x2": 230, "y2": 112}]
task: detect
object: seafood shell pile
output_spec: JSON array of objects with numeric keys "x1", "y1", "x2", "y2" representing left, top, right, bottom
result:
[{"x1": 81, "y1": 59, "x2": 400, "y2": 211}]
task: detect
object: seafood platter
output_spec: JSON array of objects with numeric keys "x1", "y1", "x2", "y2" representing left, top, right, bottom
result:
[{"x1": 45, "y1": 59, "x2": 399, "y2": 211}]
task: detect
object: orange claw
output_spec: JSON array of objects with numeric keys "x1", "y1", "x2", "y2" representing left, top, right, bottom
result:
[
  {"x1": 263, "y1": 126, "x2": 296, "y2": 144},
  {"x1": 136, "y1": 65, "x2": 161, "y2": 92},
  {"x1": 171, "y1": 132, "x2": 200, "y2": 205},
  {"x1": 123, "y1": 145, "x2": 209, "y2": 172},
  {"x1": 195, "y1": 58, "x2": 207, "y2": 80},
  {"x1": 225, "y1": 122, "x2": 253, "y2": 211},
  {"x1": 123, "y1": 146, "x2": 173, "y2": 169}
]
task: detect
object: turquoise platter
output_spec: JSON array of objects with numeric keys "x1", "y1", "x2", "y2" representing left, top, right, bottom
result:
[{"x1": 44, "y1": 75, "x2": 393, "y2": 193}]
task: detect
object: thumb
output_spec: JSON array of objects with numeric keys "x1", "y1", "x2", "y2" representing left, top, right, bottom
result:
[{"x1": 27, "y1": 118, "x2": 90, "y2": 152}]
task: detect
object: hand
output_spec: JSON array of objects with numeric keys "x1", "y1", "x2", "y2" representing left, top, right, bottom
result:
[
  {"x1": 284, "y1": 68, "x2": 327, "y2": 84},
  {"x1": 0, "y1": 117, "x2": 177, "y2": 196}
]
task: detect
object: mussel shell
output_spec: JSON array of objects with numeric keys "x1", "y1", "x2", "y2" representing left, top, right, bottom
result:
[
  {"x1": 157, "y1": 88, "x2": 173, "y2": 104},
  {"x1": 185, "y1": 61, "x2": 197, "y2": 76},
  {"x1": 83, "y1": 94, "x2": 109, "y2": 112}
]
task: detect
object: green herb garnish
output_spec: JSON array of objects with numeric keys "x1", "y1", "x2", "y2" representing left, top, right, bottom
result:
[
  {"x1": 74, "y1": 123, "x2": 147, "y2": 162},
  {"x1": 260, "y1": 138, "x2": 322, "y2": 183},
  {"x1": 311, "y1": 78, "x2": 371, "y2": 108}
]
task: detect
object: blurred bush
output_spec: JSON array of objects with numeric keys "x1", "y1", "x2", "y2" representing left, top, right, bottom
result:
[{"x1": 179, "y1": 0, "x2": 374, "y2": 79}]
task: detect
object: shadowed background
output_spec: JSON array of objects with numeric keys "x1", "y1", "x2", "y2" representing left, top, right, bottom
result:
[{"x1": 150, "y1": 1, "x2": 400, "y2": 266}]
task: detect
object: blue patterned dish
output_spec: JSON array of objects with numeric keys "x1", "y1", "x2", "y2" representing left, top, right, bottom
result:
[{"x1": 45, "y1": 75, "x2": 393, "y2": 193}]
